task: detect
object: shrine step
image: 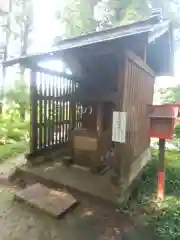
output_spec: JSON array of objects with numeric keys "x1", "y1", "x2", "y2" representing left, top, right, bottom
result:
[{"x1": 15, "y1": 183, "x2": 77, "y2": 218}]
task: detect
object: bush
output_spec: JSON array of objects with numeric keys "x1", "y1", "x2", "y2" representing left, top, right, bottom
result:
[
  {"x1": 128, "y1": 150, "x2": 180, "y2": 240},
  {"x1": 0, "y1": 107, "x2": 30, "y2": 145},
  {"x1": 0, "y1": 141, "x2": 29, "y2": 162},
  {"x1": 174, "y1": 124, "x2": 180, "y2": 151}
]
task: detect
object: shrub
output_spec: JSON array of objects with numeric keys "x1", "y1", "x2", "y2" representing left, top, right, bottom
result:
[
  {"x1": 174, "y1": 124, "x2": 180, "y2": 151},
  {"x1": 0, "y1": 108, "x2": 29, "y2": 145}
]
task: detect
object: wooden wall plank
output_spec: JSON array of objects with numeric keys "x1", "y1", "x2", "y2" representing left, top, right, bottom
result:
[
  {"x1": 125, "y1": 50, "x2": 155, "y2": 77},
  {"x1": 43, "y1": 74, "x2": 47, "y2": 148},
  {"x1": 123, "y1": 51, "x2": 155, "y2": 161},
  {"x1": 48, "y1": 77, "x2": 51, "y2": 146},
  {"x1": 55, "y1": 76, "x2": 59, "y2": 145},
  {"x1": 39, "y1": 73, "x2": 43, "y2": 149},
  {"x1": 30, "y1": 70, "x2": 38, "y2": 153},
  {"x1": 52, "y1": 76, "x2": 55, "y2": 145}
]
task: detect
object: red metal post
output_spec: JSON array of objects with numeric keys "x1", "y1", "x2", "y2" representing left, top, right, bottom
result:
[{"x1": 157, "y1": 138, "x2": 165, "y2": 200}]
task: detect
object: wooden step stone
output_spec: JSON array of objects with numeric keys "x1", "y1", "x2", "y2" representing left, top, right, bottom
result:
[{"x1": 15, "y1": 183, "x2": 77, "y2": 218}]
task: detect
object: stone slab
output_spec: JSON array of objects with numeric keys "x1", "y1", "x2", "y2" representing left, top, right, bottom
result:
[{"x1": 15, "y1": 183, "x2": 77, "y2": 218}]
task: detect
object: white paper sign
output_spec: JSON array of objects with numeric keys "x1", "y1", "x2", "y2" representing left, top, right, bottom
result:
[{"x1": 112, "y1": 112, "x2": 127, "y2": 143}]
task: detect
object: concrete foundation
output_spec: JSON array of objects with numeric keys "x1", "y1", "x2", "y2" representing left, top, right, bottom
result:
[{"x1": 13, "y1": 148, "x2": 151, "y2": 204}]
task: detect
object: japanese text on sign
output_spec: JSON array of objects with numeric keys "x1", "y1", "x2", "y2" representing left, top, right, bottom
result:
[{"x1": 112, "y1": 112, "x2": 127, "y2": 143}]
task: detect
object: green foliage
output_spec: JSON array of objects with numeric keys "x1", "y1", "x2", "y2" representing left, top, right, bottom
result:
[
  {"x1": 148, "y1": 151, "x2": 180, "y2": 239},
  {"x1": 0, "y1": 76, "x2": 30, "y2": 161},
  {"x1": 128, "y1": 150, "x2": 180, "y2": 239},
  {"x1": 0, "y1": 111, "x2": 29, "y2": 145},
  {"x1": 157, "y1": 85, "x2": 180, "y2": 104},
  {"x1": 107, "y1": 0, "x2": 150, "y2": 26},
  {"x1": 0, "y1": 97, "x2": 30, "y2": 146},
  {"x1": 0, "y1": 141, "x2": 28, "y2": 162},
  {"x1": 56, "y1": 0, "x2": 97, "y2": 38},
  {"x1": 0, "y1": 102, "x2": 29, "y2": 161},
  {"x1": 174, "y1": 124, "x2": 180, "y2": 150},
  {"x1": 119, "y1": 3, "x2": 145, "y2": 25},
  {"x1": 5, "y1": 76, "x2": 29, "y2": 120},
  {"x1": 55, "y1": 0, "x2": 180, "y2": 41},
  {"x1": 155, "y1": 85, "x2": 180, "y2": 150},
  {"x1": 174, "y1": 124, "x2": 180, "y2": 138}
]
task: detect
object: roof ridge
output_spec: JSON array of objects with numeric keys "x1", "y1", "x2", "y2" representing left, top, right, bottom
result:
[{"x1": 54, "y1": 15, "x2": 162, "y2": 47}]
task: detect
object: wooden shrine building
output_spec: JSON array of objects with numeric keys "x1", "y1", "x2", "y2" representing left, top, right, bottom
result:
[{"x1": 3, "y1": 15, "x2": 173, "y2": 203}]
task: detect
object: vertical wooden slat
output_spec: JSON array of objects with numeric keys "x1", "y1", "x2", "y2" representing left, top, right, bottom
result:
[
  {"x1": 30, "y1": 70, "x2": 38, "y2": 153},
  {"x1": 70, "y1": 80, "x2": 76, "y2": 130},
  {"x1": 97, "y1": 103, "x2": 102, "y2": 137},
  {"x1": 66, "y1": 79, "x2": 69, "y2": 141},
  {"x1": 123, "y1": 52, "x2": 155, "y2": 160},
  {"x1": 48, "y1": 77, "x2": 51, "y2": 146},
  {"x1": 44, "y1": 74, "x2": 47, "y2": 148},
  {"x1": 64, "y1": 78, "x2": 67, "y2": 142},
  {"x1": 114, "y1": 53, "x2": 126, "y2": 186},
  {"x1": 75, "y1": 83, "x2": 79, "y2": 128},
  {"x1": 66, "y1": 78, "x2": 69, "y2": 141},
  {"x1": 135, "y1": 65, "x2": 139, "y2": 155},
  {"x1": 29, "y1": 67, "x2": 81, "y2": 153},
  {"x1": 62, "y1": 78, "x2": 65, "y2": 143},
  {"x1": 64, "y1": 79, "x2": 67, "y2": 142},
  {"x1": 132, "y1": 63, "x2": 136, "y2": 156},
  {"x1": 59, "y1": 77, "x2": 63, "y2": 144},
  {"x1": 52, "y1": 76, "x2": 55, "y2": 145},
  {"x1": 57, "y1": 77, "x2": 61, "y2": 144},
  {"x1": 76, "y1": 101, "x2": 80, "y2": 128},
  {"x1": 39, "y1": 73, "x2": 43, "y2": 149},
  {"x1": 55, "y1": 76, "x2": 58, "y2": 145},
  {"x1": 36, "y1": 74, "x2": 40, "y2": 150}
]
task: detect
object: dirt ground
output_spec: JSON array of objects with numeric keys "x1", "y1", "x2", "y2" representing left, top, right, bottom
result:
[{"x1": 0, "y1": 157, "x2": 158, "y2": 240}]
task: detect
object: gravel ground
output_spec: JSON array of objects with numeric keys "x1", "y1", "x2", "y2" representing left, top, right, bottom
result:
[{"x1": 0, "y1": 156, "x2": 157, "y2": 240}]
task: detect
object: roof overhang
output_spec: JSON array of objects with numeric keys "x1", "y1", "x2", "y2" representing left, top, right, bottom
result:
[
  {"x1": 147, "y1": 22, "x2": 174, "y2": 76},
  {"x1": 2, "y1": 15, "x2": 173, "y2": 77}
]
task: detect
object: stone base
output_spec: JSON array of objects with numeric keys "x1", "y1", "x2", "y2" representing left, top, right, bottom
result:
[{"x1": 10, "y1": 148, "x2": 151, "y2": 205}]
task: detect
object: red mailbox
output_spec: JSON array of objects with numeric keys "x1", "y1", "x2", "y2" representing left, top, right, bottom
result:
[
  {"x1": 148, "y1": 104, "x2": 180, "y2": 200},
  {"x1": 148, "y1": 104, "x2": 179, "y2": 140}
]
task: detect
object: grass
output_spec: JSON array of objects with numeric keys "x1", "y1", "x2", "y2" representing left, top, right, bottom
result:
[
  {"x1": 0, "y1": 141, "x2": 29, "y2": 162},
  {"x1": 127, "y1": 150, "x2": 180, "y2": 239}
]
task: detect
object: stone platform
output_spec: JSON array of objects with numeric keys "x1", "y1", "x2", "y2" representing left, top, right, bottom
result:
[
  {"x1": 14, "y1": 162, "x2": 116, "y2": 203},
  {"x1": 12, "y1": 148, "x2": 151, "y2": 205}
]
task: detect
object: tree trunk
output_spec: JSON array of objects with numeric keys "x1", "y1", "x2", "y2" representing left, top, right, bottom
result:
[{"x1": 0, "y1": 0, "x2": 12, "y2": 114}]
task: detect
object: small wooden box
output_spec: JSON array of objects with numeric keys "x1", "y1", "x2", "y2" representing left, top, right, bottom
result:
[
  {"x1": 148, "y1": 105, "x2": 179, "y2": 139},
  {"x1": 74, "y1": 135, "x2": 98, "y2": 151},
  {"x1": 71, "y1": 128, "x2": 111, "y2": 168}
]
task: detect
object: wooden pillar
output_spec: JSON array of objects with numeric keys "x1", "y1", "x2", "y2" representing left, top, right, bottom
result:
[
  {"x1": 111, "y1": 53, "x2": 126, "y2": 187},
  {"x1": 157, "y1": 138, "x2": 165, "y2": 200},
  {"x1": 97, "y1": 103, "x2": 103, "y2": 136},
  {"x1": 70, "y1": 100, "x2": 76, "y2": 129},
  {"x1": 30, "y1": 70, "x2": 38, "y2": 154}
]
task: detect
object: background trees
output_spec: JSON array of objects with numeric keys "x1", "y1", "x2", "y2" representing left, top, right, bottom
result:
[
  {"x1": 54, "y1": 0, "x2": 180, "y2": 40},
  {"x1": 0, "y1": 0, "x2": 179, "y2": 157},
  {"x1": 155, "y1": 85, "x2": 180, "y2": 104}
]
